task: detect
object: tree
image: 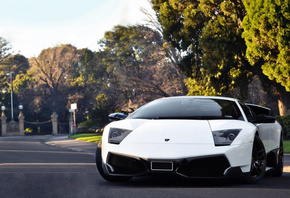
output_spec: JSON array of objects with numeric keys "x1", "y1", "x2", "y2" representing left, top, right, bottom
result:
[
  {"x1": 29, "y1": 44, "x2": 80, "y2": 120},
  {"x1": 151, "y1": 0, "x2": 251, "y2": 96},
  {"x1": 99, "y1": 25, "x2": 187, "y2": 111},
  {"x1": 0, "y1": 54, "x2": 30, "y2": 91},
  {"x1": 70, "y1": 48, "x2": 108, "y2": 121},
  {"x1": 0, "y1": 37, "x2": 11, "y2": 62},
  {"x1": 151, "y1": 0, "x2": 289, "y2": 115},
  {"x1": 0, "y1": 54, "x2": 30, "y2": 119},
  {"x1": 89, "y1": 94, "x2": 114, "y2": 126},
  {"x1": 242, "y1": 0, "x2": 290, "y2": 115},
  {"x1": 0, "y1": 37, "x2": 16, "y2": 93}
]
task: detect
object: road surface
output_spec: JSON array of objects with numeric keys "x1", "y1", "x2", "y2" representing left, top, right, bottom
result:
[{"x1": 0, "y1": 136, "x2": 289, "y2": 198}]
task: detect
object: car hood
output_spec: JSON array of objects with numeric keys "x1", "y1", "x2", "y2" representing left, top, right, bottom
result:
[
  {"x1": 111, "y1": 119, "x2": 214, "y2": 144},
  {"x1": 104, "y1": 119, "x2": 255, "y2": 160}
]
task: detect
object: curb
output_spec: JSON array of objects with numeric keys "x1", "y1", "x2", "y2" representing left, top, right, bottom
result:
[
  {"x1": 44, "y1": 135, "x2": 97, "y2": 154},
  {"x1": 284, "y1": 154, "x2": 290, "y2": 173}
]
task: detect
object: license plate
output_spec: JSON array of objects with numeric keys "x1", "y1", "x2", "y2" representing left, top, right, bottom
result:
[{"x1": 151, "y1": 161, "x2": 173, "y2": 171}]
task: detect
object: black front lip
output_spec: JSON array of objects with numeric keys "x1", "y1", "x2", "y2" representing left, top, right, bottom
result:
[{"x1": 105, "y1": 152, "x2": 243, "y2": 178}]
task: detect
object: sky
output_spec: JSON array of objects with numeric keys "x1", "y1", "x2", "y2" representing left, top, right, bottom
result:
[{"x1": 0, "y1": 0, "x2": 154, "y2": 58}]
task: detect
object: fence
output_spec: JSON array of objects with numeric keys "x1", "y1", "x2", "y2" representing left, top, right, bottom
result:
[
  {"x1": 24, "y1": 120, "x2": 70, "y2": 135},
  {"x1": 24, "y1": 120, "x2": 52, "y2": 135},
  {"x1": 1, "y1": 111, "x2": 72, "y2": 136}
]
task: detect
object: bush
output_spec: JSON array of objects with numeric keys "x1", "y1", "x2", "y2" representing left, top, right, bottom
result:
[
  {"x1": 78, "y1": 120, "x2": 94, "y2": 128},
  {"x1": 24, "y1": 128, "x2": 33, "y2": 135},
  {"x1": 276, "y1": 115, "x2": 290, "y2": 139}
]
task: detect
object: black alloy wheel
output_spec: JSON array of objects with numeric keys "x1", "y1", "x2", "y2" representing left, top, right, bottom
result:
[{"x1": 244, "y1": 136, "x2": 266, "y2": 184}]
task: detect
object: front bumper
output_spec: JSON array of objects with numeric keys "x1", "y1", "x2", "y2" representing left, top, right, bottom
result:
[{"x1": 105, "y1": 152, "x2": 244, "y2": 178}]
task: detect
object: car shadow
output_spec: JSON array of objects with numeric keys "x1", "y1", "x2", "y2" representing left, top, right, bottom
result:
[
  {"x1": 101, "y1": 172, "x2": 290, "y2": 189},
  {"x1": 99, "y1": 174, "x2": 242, "y2": 188}
]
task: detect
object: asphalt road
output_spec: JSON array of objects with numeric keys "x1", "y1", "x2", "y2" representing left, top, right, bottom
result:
[{"x1": 0, "y1": 136, "x2": 290, "y2": 198}]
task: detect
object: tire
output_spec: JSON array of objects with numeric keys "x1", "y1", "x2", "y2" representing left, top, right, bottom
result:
[
  {"x1": 270, "y1": 137, "x2": 284, "y2": 177},
  {"x1": 95, "y1": 142, "x2": 132, "y2": 182},
  {"x1": 244, "y1": 136, "x2": 267, "y2": 184}
]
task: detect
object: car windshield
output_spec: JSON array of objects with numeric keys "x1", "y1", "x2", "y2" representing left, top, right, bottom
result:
[{"x1": 127, "y1": 98, "x2": 243, "y2": 120}]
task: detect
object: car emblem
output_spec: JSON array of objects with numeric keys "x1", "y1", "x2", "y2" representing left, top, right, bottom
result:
[{"x1": 165, "y1": 138, "x2": 170, "y2": 142}]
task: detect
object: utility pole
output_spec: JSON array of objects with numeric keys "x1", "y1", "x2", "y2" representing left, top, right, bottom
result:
[{"x1": 6, "y1": 72, "x2": 13, "y2": 120}]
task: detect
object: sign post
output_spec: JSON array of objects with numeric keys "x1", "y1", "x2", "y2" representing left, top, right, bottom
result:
[{"x1": 71, "y1": 103, "x2": 77, "y2": 134}]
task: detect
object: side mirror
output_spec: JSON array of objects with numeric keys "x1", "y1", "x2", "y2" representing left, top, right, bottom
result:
[
  {"x1": 108, "y1": 113, "x2": 128, "y2": 121},
  {"x1": 250, "y1": 115, "x2": 276, "y2": 124}
]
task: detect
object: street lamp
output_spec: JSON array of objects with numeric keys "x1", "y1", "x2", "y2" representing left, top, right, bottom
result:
[
  {"x1": 19, "y1": 105, "x2": 23, "y2": 116},
  {"x1": 85, "y1": 110, "x2": 89, "y2": 120},
  {"x1": 6, "y1": 72, "x2": 13, "y2": 120},
  {"x1": 1, "y1": 106, "x2": 5, "y2": 116}
]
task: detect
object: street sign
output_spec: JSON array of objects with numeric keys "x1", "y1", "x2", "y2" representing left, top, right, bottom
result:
[{"x1": 71, "y1": 103, "x2": 77, "y2": 110}]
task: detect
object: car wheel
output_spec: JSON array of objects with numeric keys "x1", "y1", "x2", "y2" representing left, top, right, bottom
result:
[
  {"x1": 271, "y1": 137, "x2": 284, "y2": 177},
  {"x1": 244, "y1": 136, "x2": 266, "y2": 184},
  {"x1": 96, "y1": 142, "x2": 132, "y2": 182}
]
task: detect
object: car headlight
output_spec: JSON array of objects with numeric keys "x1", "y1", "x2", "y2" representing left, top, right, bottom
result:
[
  {"x1": 108, "y1": 128, "x2": 132, "y2": 144},
  {"x1": 212, "y1": 129, "x2": 241, "y2": 146}
]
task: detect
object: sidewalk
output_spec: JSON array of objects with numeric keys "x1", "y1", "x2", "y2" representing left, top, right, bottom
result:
[
  {"x1": 45, "y1": 135, "x2": 290, "y2": 173},
  {"x1": 45, "y1": 135, "x2": 97, "y2": 154}
]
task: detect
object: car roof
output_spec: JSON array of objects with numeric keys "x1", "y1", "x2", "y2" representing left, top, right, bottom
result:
[{"x1": 160, "y1": 96, "x2": 239, "y2": 102}]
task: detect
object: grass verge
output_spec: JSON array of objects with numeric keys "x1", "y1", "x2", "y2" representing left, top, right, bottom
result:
[
  {"x1": 69, "y1": 133, "x2": 102, "y2": 143},
  {"x1": 284, "y1": 141, "x2": 290, "y2": 154},
  {"x1": 69, "y1": 134, "x2": 290, "y2": 153}
]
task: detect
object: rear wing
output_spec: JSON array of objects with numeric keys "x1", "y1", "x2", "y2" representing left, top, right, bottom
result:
[{"x1": 245, "y1": 103, "x2": 272, "y2": 116}]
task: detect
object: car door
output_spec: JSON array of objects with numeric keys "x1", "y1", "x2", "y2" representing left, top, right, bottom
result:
[
  {"x1": 239, "y1": 102, "x2": 272, "y2": 152},
  {"x1": 246, "y1": 103, "x2": 281, "y2": 152}
]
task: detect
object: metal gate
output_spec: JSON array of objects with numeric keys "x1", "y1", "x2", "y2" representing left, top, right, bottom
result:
[
  {"x1": 58, "y1": 122, "x2": 69, "y2": 134},
  {"x1": 24, "y1": 120, "x2": 52, "y2": 135}
]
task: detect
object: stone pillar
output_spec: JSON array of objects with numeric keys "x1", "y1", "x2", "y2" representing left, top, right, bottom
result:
[
  {"x1": 51, "y1": 112, "x2": 58, "y2": 135},
  {"x1": 69, "y1": 112, "x2": 73, "y2": 135},
  {"x1": 1, "y1": 112, "x2": 7, "y2": 136},
  {"x1": 18, "y1": 111, "x2": 25, "y2": 136}
]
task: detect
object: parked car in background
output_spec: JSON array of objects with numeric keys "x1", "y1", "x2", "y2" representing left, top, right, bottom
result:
[
  {"x1": 96, "y1": 96, "x2": 283, "y2": 183},
  {"x1": 75, "y1": 126, "x2": 88, "y2": 134},
  {"x1": 88, "y1": 126, "x2": 101, "y2": 133}
]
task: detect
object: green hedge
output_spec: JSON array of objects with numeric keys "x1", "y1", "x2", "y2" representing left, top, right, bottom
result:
[{"x1": 276, "y1": 115, "x2": 290, "y2": 139}]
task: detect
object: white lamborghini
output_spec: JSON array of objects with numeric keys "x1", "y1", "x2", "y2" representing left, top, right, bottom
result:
[{"x1": 96, "y1": 96, "x2": 284, "y2": 183}]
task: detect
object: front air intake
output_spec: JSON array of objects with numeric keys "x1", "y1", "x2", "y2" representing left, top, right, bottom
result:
[
  {"x1": 107, "y1": 153, "x2": 147, "y2": 175},
  {"x1": 177, "y1": 155, "x2": 230, "y2": 178}
]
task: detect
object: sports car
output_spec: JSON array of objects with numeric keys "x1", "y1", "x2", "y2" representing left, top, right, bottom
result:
[{"x1": 96, "y1": 96, "x2": 284, "y2": 183}]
